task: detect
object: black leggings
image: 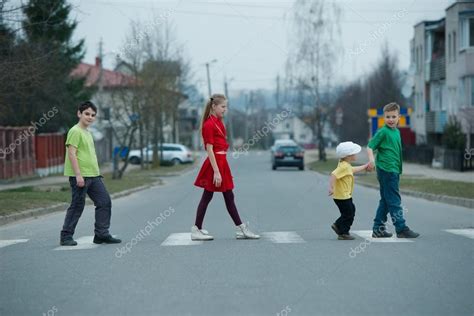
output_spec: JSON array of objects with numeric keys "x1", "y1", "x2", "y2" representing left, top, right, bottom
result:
[
  {"x1": 194, "y1": 189, "x2": 243, "y2": 229},
  {"x1": 333, "y1": 198, "x2": 356, "y2": 234}
]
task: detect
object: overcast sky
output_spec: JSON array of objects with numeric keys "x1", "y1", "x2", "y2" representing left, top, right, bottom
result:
[{"x1": 69, "y1": 0, "x2": 455, "y2": 95}]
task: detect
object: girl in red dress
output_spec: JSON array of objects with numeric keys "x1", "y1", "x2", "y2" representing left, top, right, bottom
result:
[{"x1": 191, "y1": 94, "x2": 260, "y2": 241}]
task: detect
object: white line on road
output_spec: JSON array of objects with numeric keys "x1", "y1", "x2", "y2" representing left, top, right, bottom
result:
[
  {"x1": 0, "y1": 239, "x2": 28, "y2": 249},
  {"x1": 53, "y1": 236, "x2": 100, "y2": 251},
  {"x1": 161, "y1": 233, "x2": 204, "y2": 246},
  {"x1": 351, "y1": 230, "x2": 414, "y2": 243},
  {"x1": 444, "y1": 229, "x2": 474, "y2": 239},
  {"x1": 261, "y1": 231, "x2": 306, "y2": 244}
]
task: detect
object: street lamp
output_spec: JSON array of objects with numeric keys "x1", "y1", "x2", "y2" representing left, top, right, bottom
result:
[{"x1": 204, "y1": 59, "x2": 217, "y2": 97}]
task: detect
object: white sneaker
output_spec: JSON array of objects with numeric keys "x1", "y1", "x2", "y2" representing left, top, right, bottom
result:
[
  {"x1": 191, "y1": 225, "x2": 214, "y2": 241},
  {"x1": 236, "y1": 223, "x2": 260, "y2": 239}
]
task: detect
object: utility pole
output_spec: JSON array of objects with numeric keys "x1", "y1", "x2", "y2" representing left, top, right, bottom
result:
[
  {"x1": 224, "y1": 77, "x2": 234, "y2": 147},
  {"x1": 276, "y1": 75, "x2": 281, "y2": 109},
  {"x1": 204, "y1": 59, "x2": 217, "y2": 97},
  {"x1": 206, "y1": 63, "x2": 212, "y2": 97}
]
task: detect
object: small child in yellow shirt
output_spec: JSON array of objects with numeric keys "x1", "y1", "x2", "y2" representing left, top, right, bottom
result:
[{"x1": 328, "y1": 142, "x2": 369, "y2": 240}]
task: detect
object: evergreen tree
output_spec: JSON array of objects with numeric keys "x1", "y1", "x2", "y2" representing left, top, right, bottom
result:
[{"x1": 0, "y1": 0, "x2": 91, "y2": 131}]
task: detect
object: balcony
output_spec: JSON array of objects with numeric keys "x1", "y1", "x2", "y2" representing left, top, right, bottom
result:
[
  {"x1": 425, "y1": 110, "x2": 447, "y2": 133},
  {"x1": 430, "y1": 56, "x2": 446, "y2": 81}
]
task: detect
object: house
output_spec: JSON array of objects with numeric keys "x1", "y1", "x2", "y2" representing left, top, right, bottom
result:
[
  {"x1": 410, "y1": 1, "x2": 474, "y2": 147},
  {"x1": 271, "y1": 111, "x2": 314, "y2": 147},
  {"x1": 71, "y1": 57, "x2": 138, "y2": 162}
]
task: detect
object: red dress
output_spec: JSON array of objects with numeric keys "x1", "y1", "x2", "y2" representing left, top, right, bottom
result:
[{"x1": 194, "y1": 115, "x2": 234, "y2": 192}]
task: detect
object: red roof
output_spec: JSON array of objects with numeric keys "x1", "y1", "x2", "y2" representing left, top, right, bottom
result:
[{"x1": 70, "y1": 60, "x2": 136, "y2": 89}]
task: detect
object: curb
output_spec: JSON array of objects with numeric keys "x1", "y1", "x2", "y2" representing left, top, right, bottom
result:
[
  {"x1": 356, "y1": 181, "x2": 474, "y2": 209},
  {"x1": 312, "y1": 170, "x2": 474, "y2": 209},
  {"x1": 0, "y1": 180, "x2": 162, "y2": 227}
]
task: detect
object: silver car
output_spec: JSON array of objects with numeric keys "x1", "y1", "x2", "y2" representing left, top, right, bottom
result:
[{"x1": 128, "y1": 143, "x2": 194, "y2": 165}]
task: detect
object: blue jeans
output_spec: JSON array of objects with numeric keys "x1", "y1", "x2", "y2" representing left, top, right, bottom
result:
[
  {"x1": 60, "y1": 176, "x2": 112, "y2": 240},
  {"x1": 373, "y1": 168, "x2": 408, "y2": 233}
]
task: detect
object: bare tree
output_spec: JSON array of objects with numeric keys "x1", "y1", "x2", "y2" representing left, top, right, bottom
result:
[
  {"x1": 286, "y1": 0, "x2": 341, "y2": 161},
  {"x1": 141, "y1": 18, "x2": 186, "y2": 168}
]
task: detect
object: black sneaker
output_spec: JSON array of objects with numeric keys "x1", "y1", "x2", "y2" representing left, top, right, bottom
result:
[
  {"x1": 372, "y1": 229, "x2": 393, "y2": 238},
  {"x1": 93, "y1": 235, "x2": 122, "y2": 244},
  {"x1": 60, "y1": 238, "x2": 78, "y2": 246},
  {"x1": 331, "y1": 223, "x2": 342, "y2": 236},
  {"x1": 338, "y1": 234, "x2": 355, "y2": 240},
  {"x1": 397, "y1": 228, "x2": 420, "y2": 238}
]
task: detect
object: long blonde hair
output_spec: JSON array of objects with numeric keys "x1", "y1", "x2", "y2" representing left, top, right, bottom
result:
[{"x1": 199, "y1": 93, "x2": 227, "y2": 136}]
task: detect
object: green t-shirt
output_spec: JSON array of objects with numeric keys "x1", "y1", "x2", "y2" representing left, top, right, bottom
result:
[
  {"x1": 368, "y1": 125, "x2": 403, "y2": 174},
  {"x1": 64, "y1": 124, "x2": 100, "y2": 177}
]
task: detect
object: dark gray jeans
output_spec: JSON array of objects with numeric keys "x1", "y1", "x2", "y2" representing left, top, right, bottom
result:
[{"x1": 60, "y1": 176, "x2": 112, "y2": 240}]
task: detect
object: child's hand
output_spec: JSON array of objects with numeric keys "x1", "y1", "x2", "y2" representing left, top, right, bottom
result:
[
  {"x1": 367, "y1": 161, "x2": 375, "y2": 172},
  {"x1": 213, "y1": 171, "x2": 222, "y2": 187},
  {"x1": 328, "y1": 187, "x2": 334, "y2": 196}
]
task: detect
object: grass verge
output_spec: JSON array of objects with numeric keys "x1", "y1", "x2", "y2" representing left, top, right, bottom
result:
[
  {"x1": 309, "y1": 158, "x2": 474, "y2": 200},
  {"x1": 0, "y1": 162, "x2": 196, "y2": 217}
]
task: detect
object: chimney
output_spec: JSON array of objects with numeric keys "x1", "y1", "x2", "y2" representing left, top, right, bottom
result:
[{"x1": 95, "y1": 57, "x2": 101, "y2": 67}]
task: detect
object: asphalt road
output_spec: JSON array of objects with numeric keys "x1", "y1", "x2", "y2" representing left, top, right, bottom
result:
[{"x1": 1, "y1": 151, "x2": 473, "y2": 316}]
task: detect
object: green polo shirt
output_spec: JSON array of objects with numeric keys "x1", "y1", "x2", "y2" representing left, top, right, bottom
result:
[
  {"x1": 368, "y1": 125, "x2": 403, "y2": 174},
  {"x1": 64, "y1": 124, "x2": 100, "y2": 177}
]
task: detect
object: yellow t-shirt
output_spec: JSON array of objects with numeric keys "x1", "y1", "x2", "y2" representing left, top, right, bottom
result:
[{"x1": 331, "y1": 160, "x2": 354, "y2": 200}]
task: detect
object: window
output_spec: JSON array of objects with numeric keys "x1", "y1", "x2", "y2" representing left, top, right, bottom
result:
[
  {"x1": 448, "y1": 34, "x2": 452, "y2": 62},
  {"x1": 453, "y1": 31, "x2": 456, "y2": 61},
  {"x1": 425, "y1": 34, "x2": 432, "y2": 62},
  {"x1": 460, "y1": 17, "x2": 474, "y2": 49},
  {"x1": 470, "y1": 77, "x2": 474, "y2": 106},
  {"x1": 415, "y1": 47, "x2": 418, "y2": 72}
]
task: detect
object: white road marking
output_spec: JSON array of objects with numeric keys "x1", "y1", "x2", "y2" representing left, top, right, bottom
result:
[
  {"x1": 262, "y1": 231, "x2": 306, "y2": 244},
  {"x1": 161, "y1": 233, "x2": 204, "y2": 246},
  {"x1": 54, "y1": 236, "x2": 100, "y2": 251},
  {"x1": 0, "y1": 239, "x2": 28, "y2": 249},
  {"x1": 351, "y1": 230, "x2": 414, "y2": 243},
  {"x1": 444, "y1": 229, "x2": 474, "y2": 239}
]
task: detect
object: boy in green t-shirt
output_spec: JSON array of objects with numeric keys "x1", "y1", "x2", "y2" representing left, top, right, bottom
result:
[
  {"x1": 367, "y1": 102, "x2": 419, "y2": 239},
  {"x1": 60, "y1": 101, "x2": 121, "y2": 246}
]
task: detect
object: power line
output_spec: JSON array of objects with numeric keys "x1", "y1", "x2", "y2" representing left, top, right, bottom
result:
[{"x1": 86, "y1": 1, "x2": 441, "y2": 24}]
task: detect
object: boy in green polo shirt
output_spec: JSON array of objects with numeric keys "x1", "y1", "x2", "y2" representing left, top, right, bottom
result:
[
  {"x1": 367, "y1": 102, "x2": 419, "y2": 238},
  {"x1": 60, "y1": 101, "x2": 121, "y2": 246}
]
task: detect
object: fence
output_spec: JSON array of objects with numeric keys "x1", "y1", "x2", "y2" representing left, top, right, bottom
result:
[
  {"x1": 35, "y1": 133, "x2": 65, "y2": 177},
  {"x1": 0, "y1": 127, "x2": 36, "y2": 180},
  {"x1": 403, "y1": 145, "x2": 434, "y2": 165}
]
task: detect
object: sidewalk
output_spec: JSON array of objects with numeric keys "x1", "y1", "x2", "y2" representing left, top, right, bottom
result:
[
  {"x1": 353, "y1": 148, "x2": 474, "y2": 183},
  {"x1": 306, "y1": 148, "x2": 473, "y2": 183},
  {"x1": 0, "y1": 163, "x2": 140, "y2": 192}
]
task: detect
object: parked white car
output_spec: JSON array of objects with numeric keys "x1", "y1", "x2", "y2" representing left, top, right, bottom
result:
[{"x1": 128, "y1": 143, "x2": 194, "y2": 165}]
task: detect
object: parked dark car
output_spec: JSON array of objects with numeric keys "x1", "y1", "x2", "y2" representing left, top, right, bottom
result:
[{"x1": 272, "y1": 145, "x2": 304, "y2": 170}]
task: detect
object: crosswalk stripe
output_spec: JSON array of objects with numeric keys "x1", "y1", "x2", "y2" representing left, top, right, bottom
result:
[
  {"x1": 351, "y1": 230, "x2": 414, "y2": 243},
  {"x1": 161, "y1": 233, "x2": 203, "y2": 246},
  {"x1": 53, "y1": 236, "x2": 100, "y2": 251},
  {"x1": 261, "y1": 231, "x2": 306, "y2": 244},
  {"x1": 444, "y1": 229, "x2": 474, "y2": 239},
  {"x1": 0, "y1": 239, "x2": 28, "y2": 249}
]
